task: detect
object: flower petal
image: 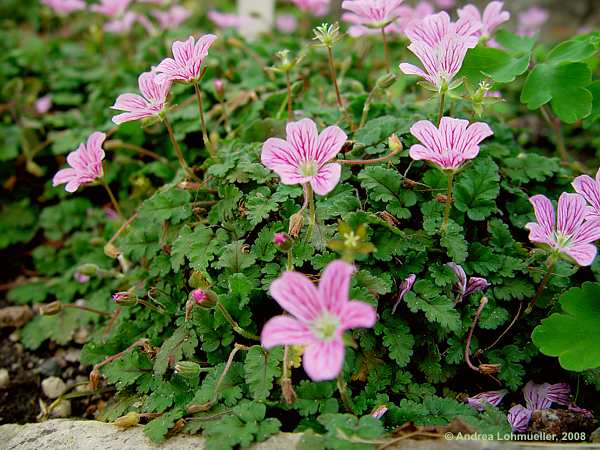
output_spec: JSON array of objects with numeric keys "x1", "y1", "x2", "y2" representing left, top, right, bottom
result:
[
  {"x1": 557, "y1": 193, "x2": 587, "y2": 237},
  {"x1": 318, "y1": 259, "x2": 354, "y2": 315},
  {"x1": 303, "y1": 339, "x2": 345, "y2": 381},
  {"x1": 269, "y1": 271, "x2": 321, "y2": 322},
  {"x1": 523, "y1": 381, "x2": 552, "y2": 410},
  {"x1": 563, "y1": 243, "x2": 597, "y2": 267},
  {"x1": 529, "y1": 195, "x2": 555, "y2": 238},
  {"x1": 286, "y1": 119, "x2": 318, "y2": 162},
  {"x1": 340, "y1": 300, "x2": 377, "y2": 330},
  {"x1": 507, "y1": 405, "x2": 532, "y2": 432},
  {"x1": 310, "y1": 163, "x2": 341, "y2": 196},
  {"x1": 261, "y1": 315, "x2": 313, "y2": 348},
  {"x1": 315, "y1": 125, "x2": 347, "y2": 166},
  {"x1": 572, "y1": 174, "x2": 600, "y2": 215},
  {"x1": 52, "y1": 168, "x2": 77, "y2": 186}
]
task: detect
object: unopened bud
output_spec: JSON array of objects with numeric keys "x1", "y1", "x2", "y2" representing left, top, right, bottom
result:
[
  {"x1": 89, "y1": 368, "x2": 100, "y2": 391},
  {"x1": 112, "y1": 291, "x2": 136, "y2": 306},
  {"x1": 436, "y1": 194, "x2": 448, "y2": 204},
  {"x1": 187, "y1": 402, "x2": 212, "y2": 414},
  {"x1": 273, "y1": 232, "x2": 293, "y2": 252},
  {"x1": 113, "y1": 412, "x2": 140, "y2": 428},
  {"x1": 214, "y1": 79, "x2": 224, "y2": 98},
  {"x1": 479, "y1": 363, "x2": 501, "y2": 375},
  {"x1": 39, "y1": 301, "x2": 63, "y2": 316},
  {"x1": 189, "y1": 289, "x2": 217, "y2": 309},
  {"x1": 104, "y1": 242, "x2": 120, "y2": 259},
  {"x1": 288, "y1": 212, "x2": 304, "y2": 237},
  {"x1": 371, "y1": 405, "x2": 389, "y2": 420},
  {"x1": 388, "y1": 134, "x2": 403, "y2": 153},
  {"x1": 376, "y1": 73, "x2": 397, "y2": 90},
  {"x1": 78, "y1": 263, "x2": 99, "y2": 276},
  {"x1": 403, "y1": 178, "x2": 417, "y2": 188},
  {"x1": 174, "y1": 361, "x2": 201, "y2": 379},
  {"x1": 74, "y1": 272, "x2": 90, "y2": 284}
]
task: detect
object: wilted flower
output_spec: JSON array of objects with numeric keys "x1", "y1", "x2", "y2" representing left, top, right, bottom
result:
[
  {"x1": 53, "y1": 132, "x2": 106, "y2": 193},
  {"x1": 517, "y1": 7, "x2": 548, "y2": 36},
  {"x1": 525, "y1": 193, "x2": 600, "y2": 267},
  {"x1": 276, "y1": 14, "x2": 298, "y2": 34},
  {"x1": 465, "y1": 390, "x2": 507, "y2": 411},
  {"x1": 409, "y1": 117, "x2": 493, "y2": 171},
  {"x1": 111, "y1": 71, "x2": 171, "y2": 124},
  {"x1": 457, "y1": 1, "x2": 510, "y2": 39},
  {"x1": 261, "y1": 260, "x2": 377, "y2": 381},
  {"x1": 261, "y1": 118, "x2": 347, "y2": 196},
  {"x1": 392, "y1": 274, "x2": 416, "y2": 313},
  {"x1": 90, "y1": 0, "x2": 131, "y2": 17},
  {"x1": 154, "y1": 34, "x2": 217, "y2": 84},
  {"x1": 508, "y1": 405, "x2": 532, "y2": 432},
  {"x1": 290, "y1": 0, "x2": 329, "y2": 17},
  {"x1": 446, "y1": 262, "x2": 489, "y2": 301},
  {"x1": 572, "y1": 168, "x2": 600, "y2": 222},
  {"x1": 35, "y1": 95, "x2": 52, "y2": 114},
  {"x1": 152, "y1": 6, "x2": 191, "y2": 30},
  {"x1": 42, "y1": 0, "x2": 85, "y2": 15},
  {"x1": 341, "y1": 0, "x2": 405, "y2": 29}
]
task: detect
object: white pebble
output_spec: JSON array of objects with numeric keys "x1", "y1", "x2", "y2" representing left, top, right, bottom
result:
[
  {"x1": 42, "y1": 377, "x2": 67, "y2": 399},
  {"x1": 50, "y1": 399, "x2": 72, "y2": 418},
  {"x1": 0, "y1": 369, "x2": 9, "y2": 389}
]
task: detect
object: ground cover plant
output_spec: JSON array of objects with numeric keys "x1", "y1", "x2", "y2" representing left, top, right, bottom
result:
[{"x1": 2, "y1": 0, "x2": 600, "y2": 448}]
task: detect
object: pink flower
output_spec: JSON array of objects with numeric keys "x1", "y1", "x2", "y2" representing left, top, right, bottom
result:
[
  {"x1": 508, "y1": 405, "x2": 531, "y2": 432},
  {"x1": 42, "y1": 0, "x2": 85, "y2": 14},
  {"x1": 53, "y1": 132, "x2": 106, "y2": 193},
  {"x1": 447, "y1": 262, "x2": 489, "y2": 301},
  {"x1": 207, "y1": 10, "x2": 250, "y2": 29},
  {"x1": 457, "y1": 1, "x2": 510, "y2": 38},
  {"x1": 290, "y1": 0, "x2": 329, "y2": 17},
  {"x1": 154, "y1": 34, "x2": 217, "y2": 84},
  {"x1": 342, "y1": 0, "x2": 406, "y2": 29},
  {"x1": 525, "y1": 193, "x2": 600, "y2": 267},
  {"x1": 572, "y1": 168, "x2": 600, "y2": 222},
  {"x1": 409, "y1": 117, "x2": 493, "y2": 171},
  {"x1": 152, "y1": 6, "x2": 191, "y2": 30},
  {"x1": 261, "y1": 118, "x2": 347, "y2": 196},
  {"x1": 465, "y1": 390, "x2": 506, "y2": 411},
  {"x1": 261, "y1": 260, "x2": 377, "y2": 381},
  {"x1": 105, "y1": 11, "x2": 153, "y2": 34},
  {"x1": 435, "y1": 0, "x2": 455, "y2": 9},
  {"x1": 273, "y1": 232, "x2": 290, "y2": 247},
  {"x1": 517, "y1": 7, "x2": 548, "y2": 36},
  {"x1": 35, "y1": 95, "x2": 52, "y2": 114},
  {"x1": 90, "y1": 0, "x2": 131, "y2": 17},
  {"x1": 74, "y1": 271, "x2": 90, "y2": 283},
  {"x1": 371, "y1": 405, "x2": 388, "y2": 419},
  {"x1": 111, "y1": 71, "x2": 170, "y2": 124},
  {"x1": 392, "y1": 1, "x2": 434, "y2": 34},
  {"x1": 392, "y1": 274, "x2": 416, "y2": 313},
  {"x1": 523, "y1": 381, "x2": 570, "y2": 409},
  {"x1": 191, "y1": 289, "x2": 208, "y2": 304},
  {"x1": 404, "y1": 12, "x2": 479, "y2": 48},
  {"x1": 276, "y1": 14, "x2": 298, "y2": 34}
]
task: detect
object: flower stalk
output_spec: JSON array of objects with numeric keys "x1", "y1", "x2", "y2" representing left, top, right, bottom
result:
[
  {"x1": 336, "y1": 372, "x2": 353, "y2": 412},
  {"x1": 305, "y1": 183, "x2": 316, "y2": 241},
  {"x1": 465, "y1": 296, "x2": 487, "y2": 373},
  {"x1": 193, "y1": 81, "x2": 217, "y2": 159},
  {"x1": 216, "y1": 301, "x2": 260, "y2": 341},
  {"x1": 162, "y1": 116, "x2": 196, "y2": 180},
  {"x1": 525, "y1": 257, "x2": 556, "y2": 314},
  {"x1": 442, "y1": 171, "x2": 454, "y2": 232},
  {"x1": 100, "y1": 178, "x2": 123, "y2": 218},
  {"x1": 381, "y1": 27, "x2": 390, "y2": 73}
]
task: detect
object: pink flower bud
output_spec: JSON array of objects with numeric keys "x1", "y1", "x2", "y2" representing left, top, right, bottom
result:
[
  {"x1": 214, "y1": 79, "x2": 224, "y2": 95},
  {"x1": 191, "y1": 288, "x2": 208, "y2": 304}
]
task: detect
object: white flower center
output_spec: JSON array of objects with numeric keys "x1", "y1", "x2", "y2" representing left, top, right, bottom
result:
[
  {"x1": 554, "y1": 232, "x2": 571, "y2": 249},
  {"x1": 299, "y1": 160, "x2": 318, "y2": 177},
  {"x1": 310, "y1": 312, "x2": 340, "y2": 341}
]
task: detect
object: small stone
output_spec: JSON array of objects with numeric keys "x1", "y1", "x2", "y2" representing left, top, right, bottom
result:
[
  {"x1": 42, "y1": 377, "x2": 67, "y2": 399},
  {"x1": 73, "y1": 327, "x2": 89, "y2": 344},
  {"x1": 0, "y1": 369, "x2": 9, "y2": 389},
  {"x1": 39, "y1": 358, "x2": 61, "y2": 377},
  {"x1": 50, "y1": 399, "x2": 71, "y2": 418}
]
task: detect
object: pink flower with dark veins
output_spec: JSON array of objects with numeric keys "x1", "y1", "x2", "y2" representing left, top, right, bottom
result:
[
  {"x1": 572, "y1": 168, "x2": 600, "y2": 222},
  {"x1": 289, "y1": 0, "x2": 329, "y2": 17},
  {"x1": 154, "y1": 34, "x2": 217, "y2": 84},
  {"x1": 390, "y1": 1, "x2": 434, "y2": 35},
  {"x1": 465, "y1": 390, "x2": 507, "y2": 411},
  {"x1": 261, "y1": 260, "x2": 377, "y2": 381},
  {"x1": 342, "y1": 0, "x2": 406, "y2": 29},
  {"x1": 457, "y1": 1, "x2": 510, "y2": 38},
  {"x1": 111, "y1": 71, "x2": 171, "y2": 124},
  {"x1": 508, "y1": 405, "x2": 532, "y2": 432},
  {"x1": 42, "y1": 0, "x2": 85, "y2": 15},
  {"x1": 53, "y1": 132, "x2": 106, "y2": 193},
  {"x1": 409, "y1": 117, "x2": 493, "y2": 171},
  {"x1": 525, "y1": 193, "x2": 600, "y2": 267},
  {"x1": 392, "y1": 274, "x2": 416, "y2": 313},
  {"x1": 261, "y1": 118, "x2": 347, "y2": 196},
  {"x1": 404, "y1": 11, "x2": 479, "y2": 47},
  {"x1": 446, "y1": 262, "x2": 489, "y2": 301},
  {"x1": 152, "y1": 6, "x2": 191, "y2": 30},
  {"x1": 105, "y1": 11, "x2": 154, "y2": 34}
]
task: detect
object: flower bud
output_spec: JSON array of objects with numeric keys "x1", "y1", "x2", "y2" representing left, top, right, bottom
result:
[
  {"x1": 74, "y1": 272, "x2": 90, "y2": 284},
  {"x1": 214, "y1": 79, "x2": 224, "y2": 98},
  {"x1": 273, "y1": 232, "x2": 293, "y2": 252},
  {"x1": 39, "y1": 301, "x2": 63, "y2": 316},
  {"x1": 189, "y1": 270, "x2": 212, "y2": 289},
  {"x1": 388, "y1": 134, "x2": 403, "y2": 153},
  {"x1": 288, "y1": 212, "x2": 304, "y2": 237},
  {"x1": 112, "y1": 291, "x2": 136, "y2": 306},
  {"x1": 189, "y1": 289, "x2": 217, "y2": 309},
  {"x1": 371, "y1": 405, "x2": 389, "y2": 420},
  {"x1": 174, "y1": 361, "x2": 201, "y2": 379},
  {"x1": 113, "y1": 412, "x2": 140, "y2": 428},
  {"x1": 78, "y1": 263, "x2": 99, "y2": 276},
  {"x1": 436, "y1": 194, "x2": 448, "y2": 204},
  {"x1": 376, "y1": 73, "x2": 397, "y2": 90},
  {"x1": 479, "y1": 363, "x2": 501, "y2": 375},
  {"x1": 104, "y1": 242, "x2": 120, "y2": 259}
]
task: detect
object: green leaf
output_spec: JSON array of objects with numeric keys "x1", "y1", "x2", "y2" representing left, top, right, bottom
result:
[
  {"x1": 214, "y1": 240, "x2": 256, "y2": 273},
  {"x1": 375, "y1": 318, "x2": 414, "y2": 367},
  {"x1": 460, "y1": 45, "x2": 530, "y2": 84},
  {"x1": 170, "y1": 224, "x2": 218, "y2": 272},
  {"x1": 358, "y1": 166, "x2": 417, "y2": 219},
  {"x1": 532, "y1": 282, "x2": 600, "y2": 371},
  {"x1": 153, "y1": 325, "x2": 198, "y2": 378},
  {"x1": 144, "y1": 409, "x2": 185, "y2": 443},
  {"x1": 243, "y1": 346, "x2": 282, "y2": 401},
  {"x1": 405, "y1": 280, "x2": 461, "y2": 331},
  {"x1": 139, "y1": 188, "x2": 192, "y2": 224},
  {"x1": 245, "y1": 189, "x2": 279, "y2": 226},
  {"x1": 353, "y1": 116, "x2": 410, "y2": 146},
  {"x1": 453, "y1": 158, "x2": 500, "y2": 221},
  {"x1": 440, "y1": 222, "x2": 468, "y2": 263},
  {"x1": 494, "y1": 29, "x2": 536, "y2": 54}
]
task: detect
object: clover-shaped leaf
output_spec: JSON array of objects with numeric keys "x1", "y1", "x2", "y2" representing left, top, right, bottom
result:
[{"x1": 532, "y1": 282, "x2": 600, "y2": 371}]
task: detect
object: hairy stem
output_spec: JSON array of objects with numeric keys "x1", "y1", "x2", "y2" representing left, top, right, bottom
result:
[
  {"x1": 305, "y1": 183, "x2": 316, "y2": 241},
  {"x1": 281, "y1": 344, "x2": 297, "y2": 404},
  {"x1": 437, "y1": 91, "x2": 446, "y2": 125},
  {"x1": 100, "y1": 179, "x2": 123, "y2": 218},
  {"x1": 540, "y1": 105, "x2": 569, "y2": 162},
  {"x1": 381, "y1": 27, "x2": 390, "y2": 73},
  {"x1": 64, "y1": 303, "x2": 112, "y2": 317},
  {"x1": 525, "y1": 259, "x2": 556, "y2": 314},
  {"x1": 104, "y1": 140, "x2": 168, "y2": 163},
  {"x1": 442, "y1": 171, "x2": 454, "y2": 232},
  {"x1": 163, "y1": 116, "x2": 195, "y2": 179},
  {"x1": 336, "y1": 372, "x2": 353, "y2": 412},
  {"x1": 337, "y1": 146, "x2": 402, "y2": 165},
  {"x1": 285, "y1": 71, "x2": 293, "y2": 122},
  {"x1": 465, "y1": 296, "x2": 488, "y2": 373},
  {"x1": 327, "y1": 46, "x2": 344, "y2": 112},
  {"x1": 217, "y1": 302, "x2": 260, "y2": 341},
  {"x1": 193, "y1": 81, "x2": 216, "y2": 159}
]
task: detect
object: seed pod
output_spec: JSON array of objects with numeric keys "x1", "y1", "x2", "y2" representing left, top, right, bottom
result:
[
  {"x1": 288, "y1": 212, "x2": 304, "y2": 237},
  {"x1": 174, "y1": 361, "x2": 201, "y2": 379},
  {"x1": 39, "y1": 301, "x2": 63, "y2": 316},
  {"x1": 113, "y1": 412, "x2": 140, "y2": 429}
]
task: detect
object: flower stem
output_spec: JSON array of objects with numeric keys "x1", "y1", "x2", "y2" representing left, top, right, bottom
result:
[
  {"x1": 163, "y1": 116, "x2": 196, "y2": 179},
  {"x1": 193, "y1": 81, "x2": 216, "y2": 160},
  {"x1": 336, "y1": 372, "x2": 353, "y2": 412},
  {"x1": 465, "y1": 296, "x2": 488, "y2": 373},
  {"x1": 64, "y1": 303, "x2": 112, "y2": 317},
  {"x1": 381, "y1": 27, "x2": 390, "y2": 73},
  {"x1": 442, "y1": 171, "x2": 454, "y2": 232},
  {"x1": 525, "y1": 259, "x2": 556, "y2": 314},
  {"x1": 540, "y1": 105, "x2": 569, "y2": 163},
  {"x1": 437, "y1": 91, "x2": 446, "y2": 125},
  {"x1": 305, "y1": 183, "x2": 316, "y2": 241},
  {"x1": 337, "y1": 146, "x2": 402, "y2": 165},
  {"x1": 281, "y1": 344, "x2": 297, "y2": 404},
  {"x1": 359, "y1": 85, "x2": 378, "y2": 129},
  {"x1": 327, "y1": 46, "x2": 344, "y2": 113},
  {"x1": 216, "y1": 302, "x2": 260, "y2": 341},
  {"x1": 100, "y1": 179, "x2": 123, "y2": 218},
  {"x1": 285, "y1": 71, "x2": 293, "y2": 122}
]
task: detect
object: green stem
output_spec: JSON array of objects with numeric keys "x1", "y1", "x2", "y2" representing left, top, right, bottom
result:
[
  {"x1": 217, "y1": 302, "x2": 260, "y2": 341},
  {"x1": 286, "y1": 250, "x2": 293, "y2": 272},
  {"x1": 525, "y1": 259, "x2": 556, "y2": 314},
  {"x1": 285, "y1": 71, "x2": 293, "y2": 122},
  {"x1": 437, "y1": 91, "x2": 446, "y2": 125},
  {"x1": 100, "y1": 179, "x2": 123, "y2": 218},
  {"x1": 327, "y1": 46, "x2": 344, "y2": 112},
  {"x1": 381, "y1": 26, "x2": 390, "y2": 73},
  {"x1": 305, "y1": 183, "x2": 316, "y2": 241},
  {"x1": 336, "y1": 372, "x2": 353, "y2": 412},
  {"x1": 193, "y1": 81, "x2": 216, "y2": 159},
  {"x1": 540, "y1": 105, "x2": 569, "y2": 162},
  {"x1": 163, "y1": 116, "x2": 195, "y2": 179},
  {"x1": 442, "y1": 171, "x2": 454, "y2": 232},
  {"x1": 64, "y1": 303, "x2": 112, "y2": 317},
  {"x1": 359, "y1": 85, "x2": 378, "y2": 129}
]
